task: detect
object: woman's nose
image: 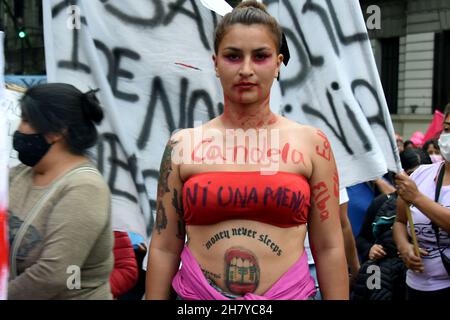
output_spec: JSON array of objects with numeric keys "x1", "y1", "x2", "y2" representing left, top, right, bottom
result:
[{"x1": 239, "y1": 57, "x2": 254, "y2": 77}]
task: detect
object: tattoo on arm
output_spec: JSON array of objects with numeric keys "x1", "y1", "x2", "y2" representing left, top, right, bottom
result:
[
  {"x1": 172, "y1": 188, "x2": 185, "y2": 240},
  {"x1": 155, "y1": 140, "x2": 178, "y2": 235},
  {"x1": 225, "y1": 247, "x2": 260, "y2": 295},
  {"x1": 157, "y1": 140, "x2": 178, "y2": 198},
  {"x1": 155, "y1": 200, "x2": 168, "y2": 234}
]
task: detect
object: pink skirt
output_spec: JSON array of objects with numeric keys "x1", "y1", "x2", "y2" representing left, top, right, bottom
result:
[{"x1": 172, "y1": 246, "x2": 316, "y2": 300}]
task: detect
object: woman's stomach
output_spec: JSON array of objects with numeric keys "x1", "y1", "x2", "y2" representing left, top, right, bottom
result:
[{"x1": 186, "y1": 220, "x2": 307, "y2": 296}]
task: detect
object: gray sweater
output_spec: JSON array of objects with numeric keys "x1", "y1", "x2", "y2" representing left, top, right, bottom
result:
[{"x1": 8, "y1": 162, "x2": 113, "y2": 300}]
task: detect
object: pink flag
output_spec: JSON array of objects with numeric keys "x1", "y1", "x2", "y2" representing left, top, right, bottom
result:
[{"x1": 423, "y1": 110, "x2": 444, "y2": 142}]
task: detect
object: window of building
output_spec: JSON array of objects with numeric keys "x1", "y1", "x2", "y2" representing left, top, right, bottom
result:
[
  {"x1": 14, "y1": 0, "x2": 24, "y2": 20},
  {"x1": 433, "y1": 31, "x2": 450, "y2": 112},
  {"x1": 380, "y1": 37, "x2": 400, "y2": 114}
]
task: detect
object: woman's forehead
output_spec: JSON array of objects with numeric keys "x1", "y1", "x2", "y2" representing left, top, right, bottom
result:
[{"x1": 221, "y1": 24, "x2": 277, "y2": 46}]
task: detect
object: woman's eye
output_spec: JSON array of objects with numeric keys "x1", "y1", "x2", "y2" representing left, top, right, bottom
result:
[
  {"x1": 225, "y1": 54, "x2": 240, "y2": 61},
  {"x1": 255, "y1": 54, "x2": 269, "y2": 61}
]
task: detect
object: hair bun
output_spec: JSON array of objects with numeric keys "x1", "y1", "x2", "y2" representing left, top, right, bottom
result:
[
  {"x1": 81, "y1": 89, "x2": 104, "y2": 124},
  {"x1": 236, "y1": 0, "x2": 267, "y2": 11}
]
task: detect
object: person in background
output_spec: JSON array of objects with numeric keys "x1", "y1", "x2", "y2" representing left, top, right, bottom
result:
[
  {"x1": 393, "y1": 105, "x2": 450, "y2": 300},
  {"x1": 422, "y1": 139, "x2": 442, "y2": 163},
  {"x1": 117, "y1": 233, "x2": 148, "y2": 300},
  {"x1": 340, "y1": 198, "x2": 361, "y2": 291},
  {"x1": 403, "y1": 140, "x2": 416, "y2": 150},
  {"x1": 110, "y1": 231, "x2": 139, "y2": 299},
  {"x1": 353, "y1": 148, "x2": 432, "y2": 300},
  {"x1": 8, "y1": 83, "x2": 113, "y2": 299},
  {"x1": 396, "y1": 133, "x2": 404, "y2": 153}
]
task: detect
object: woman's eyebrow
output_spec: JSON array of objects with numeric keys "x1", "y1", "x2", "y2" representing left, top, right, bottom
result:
[
  {"x1": 223, "y1": 47, "x2": 242, "y2": 52},
  {"x1": 223, "y1": 47, "x2": 272, "y2": 52}
]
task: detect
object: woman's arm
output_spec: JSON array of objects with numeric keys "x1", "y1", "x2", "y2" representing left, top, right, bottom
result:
[
  {"x1": 396, "y1": 172, "x2": 450, "y2": 233},
  {"x1": 145, "y1": 133, "x2": 185, "y2": 300},
  {"x1": 374, "y1": 178, "x2": 396, "y2": 195},
  {"x1": 393, "y1": 196, "x2": 425, "y2": 273},
  {"x1": 308, "y1": 129, "x2": 349, "y2": 300}
]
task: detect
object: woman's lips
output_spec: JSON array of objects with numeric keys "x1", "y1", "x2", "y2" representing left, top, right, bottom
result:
[{"x1": 235, "y1": 82, "x2": 257, "y2": 90}]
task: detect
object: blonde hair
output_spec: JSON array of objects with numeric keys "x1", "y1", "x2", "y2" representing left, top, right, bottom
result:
[{"x1": 214, "y1": 0, "x2": 282, "y2": 53}]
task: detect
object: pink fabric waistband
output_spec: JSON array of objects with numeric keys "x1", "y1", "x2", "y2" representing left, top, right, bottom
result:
[{"x1": 172, "y1": 246, "x2": 316, "y2": 300}]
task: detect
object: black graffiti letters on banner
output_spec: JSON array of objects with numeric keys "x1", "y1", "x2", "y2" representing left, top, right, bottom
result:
[
  {"x1": 53, "y1": 0, "x2": 91, "y2": 74},
  {"x1": 94, "y1": 40, "x2": 141, "y2": 102}
]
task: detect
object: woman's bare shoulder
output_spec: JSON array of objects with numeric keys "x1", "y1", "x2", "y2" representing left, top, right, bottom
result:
[
  {"x1": 278, "y1": 117, "x2": 321, "y2": 136},
  {"x1": 171, "y1": 118, "x2": 220, "y2": 142}
]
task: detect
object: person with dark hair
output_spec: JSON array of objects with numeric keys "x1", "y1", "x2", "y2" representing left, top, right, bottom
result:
[
  {"x1": 7, "y1": 83, "x2": 114, "y2": 299},
  {"x1": 403, "y1": 140, "x2": 416, "y2": 150},
  {"x1": 422, "y1": 139, "x2": 442, "y2": 163},
  {"x1": 352, "y1": 148, "x2": 431, "y2": 300},
  {"x1": 393, "y1": 109, "x2": 450, "y2": 300},
  {"x1": 145, "y1": 1, "x2": 348, "y2": 300}
]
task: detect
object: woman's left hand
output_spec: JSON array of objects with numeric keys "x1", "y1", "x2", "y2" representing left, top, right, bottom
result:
[{"x1": 395, "y1": 172, "x2": 420, "y2": 204}]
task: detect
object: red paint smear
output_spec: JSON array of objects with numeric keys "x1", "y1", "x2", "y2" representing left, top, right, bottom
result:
[
  {"x1": 268, "y1": 115, "x2": 278, "y2": 125},
  {"x1": 281, "y1": 143, "x2": 290, "y2": 163},
  {"x1": 0, "y1": 208, "x2": 8, "y2": 294},
  {"x1": 174, "y1": 62, "x2": 201, "y2": 71}
]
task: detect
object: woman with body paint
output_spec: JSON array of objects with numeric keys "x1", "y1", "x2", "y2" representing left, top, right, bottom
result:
[{"x1": 145, "y1": 0, "x2": 348, "y2": 300}]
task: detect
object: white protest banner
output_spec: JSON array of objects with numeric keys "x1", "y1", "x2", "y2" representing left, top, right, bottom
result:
[
  {"x1": 43, "y1": 0, "x2": 400, "y2": 239},
  {"x1": 43, "y1": 0, "x2": 226, "y2": 240},
  {"x1": 3, "y1": 85, "x2": 24, "y2": 169},
  {"x1": 0, "y1": 31, "x2": 9, "y2": 300},
  {"x1": 263, "y1": 0, "x2": 401, "y2": 185}
]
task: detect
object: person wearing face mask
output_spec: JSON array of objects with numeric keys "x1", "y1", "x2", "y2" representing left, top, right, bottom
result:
[
  {"x1": 8, "y1": 83, "x2": 114, "y2": 299},
  {"x1": 422, "y1": 139, "x2": 443, "y2": 164},
  {"x1": 393, "y1": 104, "x2": 450, "y2": 300}
]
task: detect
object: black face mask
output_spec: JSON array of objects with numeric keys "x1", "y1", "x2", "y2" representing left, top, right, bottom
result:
[{"x1": 13, "y1": 131, "x2": 52, "y2": 167}]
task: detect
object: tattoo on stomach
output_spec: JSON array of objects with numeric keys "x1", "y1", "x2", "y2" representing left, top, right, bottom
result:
[
  {"x1": 204, "y1": 227, "x2": 283, "y2": 256},
  {"x1": 225, "y1": 247, "x2": 260, "y2": 295},
  {"x1": 201, "y1": 268, "x2": 221, "y2": 284}
]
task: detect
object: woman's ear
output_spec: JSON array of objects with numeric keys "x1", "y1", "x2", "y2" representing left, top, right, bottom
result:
[
  {"x1": 213, "y1": 54, "x2": 219, "y2": 77},
  {"x1": 275, "y1": 54, "x2": 284, "y2": 78},
  {"x1": 45, "y1": 132, "x2": 64, "y2": 145}
]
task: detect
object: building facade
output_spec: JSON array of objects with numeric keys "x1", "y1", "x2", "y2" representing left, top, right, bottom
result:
[
  {"x1": 361, "y1": 0, "x2": 450, "y2": 140},
  {"x1": 0, "y1": 0, "x2": 45, "y2": 74}
]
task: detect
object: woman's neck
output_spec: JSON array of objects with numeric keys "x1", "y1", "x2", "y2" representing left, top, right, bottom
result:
[
  {"x1": 220, "y1": 97, "x2": 278, "y2": 130},
  {"x1": 32, "y1": 151, "x2": 89, "y2": 186}
]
